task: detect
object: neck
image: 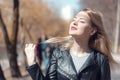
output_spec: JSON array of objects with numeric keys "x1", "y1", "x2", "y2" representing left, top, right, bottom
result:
[{"x1": 70, "y1": 38, "x2": 89, "y2": 54}]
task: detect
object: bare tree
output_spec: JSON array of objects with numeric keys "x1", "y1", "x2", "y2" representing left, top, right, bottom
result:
[
  {"x1": 19, "y1": 0, "x2": 68, "y2": 42},
  {"x1": 0, "y1": 0, "x2": 21, "y2": 77}
]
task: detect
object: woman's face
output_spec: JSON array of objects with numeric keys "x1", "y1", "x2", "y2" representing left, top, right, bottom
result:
[{"x1": 69, "y1": 11, "x2": 94, "y2": 39}]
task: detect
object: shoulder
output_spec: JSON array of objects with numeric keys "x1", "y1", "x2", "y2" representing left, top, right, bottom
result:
[
  {"x1": 52, "y1": 47, "x2": 69, "y2": 59},
  {"x1": 92, "y1": 49, "x2": 109, "y2": 65}
]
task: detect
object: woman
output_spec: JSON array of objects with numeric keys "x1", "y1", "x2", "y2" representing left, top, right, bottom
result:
[{"x1": 25, "y1": 8, "x2": 113, "y2": 80}]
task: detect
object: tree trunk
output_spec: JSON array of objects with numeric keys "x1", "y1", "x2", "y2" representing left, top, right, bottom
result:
[
  {"x1": 7, "y1": 45, "x2": 21, "y2": 77},
  {"x1": 0, "y1": 0, "x2": 21, "y2": 77},
  {"x1": 0, "y1": 65, "x2": 6, "y2": 80},
  {"x1": 0, "y1": 12, "x2": 21, "y2": 77},
  {"x1": 8, "y1": 0, "x2": 21, "y2": 77}
]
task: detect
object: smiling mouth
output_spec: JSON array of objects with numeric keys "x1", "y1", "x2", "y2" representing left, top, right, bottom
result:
[{"x1": 71, "y1": 26, "x2": 77, "y2": 30}]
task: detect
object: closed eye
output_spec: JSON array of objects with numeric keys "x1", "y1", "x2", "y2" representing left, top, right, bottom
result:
[{"x1": 80, "y1": 20, "x2": 85, "y2": 23}]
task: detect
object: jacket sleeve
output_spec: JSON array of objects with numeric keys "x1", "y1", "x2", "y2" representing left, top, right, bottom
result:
[
  {"x1": 26, "y1": 48, "x2": 58, "y2": 80},
  {"x1": 100, "y1": 57, "x2": 111, "y2": 80},
  {"x1": 26, "y1": 63, "x2": 44, "y2": 80}
]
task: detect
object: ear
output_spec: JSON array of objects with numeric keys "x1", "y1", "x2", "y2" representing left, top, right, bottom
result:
[{"x1": 90, "y1": 27, "x2": 97, "y2": 36}]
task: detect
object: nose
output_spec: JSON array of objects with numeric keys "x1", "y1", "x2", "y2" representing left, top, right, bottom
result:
[{"x1": 73, "y1": 20, "x2": 78, "y2": 25}]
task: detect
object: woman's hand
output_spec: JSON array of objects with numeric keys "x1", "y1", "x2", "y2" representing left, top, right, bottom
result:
[{"x1": 25, "y1": 43, "x2": 36, "y2": 66}]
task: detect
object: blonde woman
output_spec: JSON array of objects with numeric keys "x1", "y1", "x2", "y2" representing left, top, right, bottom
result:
[{"x1": 25, "y1": 8, "x2": 113, "y2": 80}]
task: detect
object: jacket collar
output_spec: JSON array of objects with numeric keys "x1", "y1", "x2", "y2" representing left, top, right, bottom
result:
[
  {"x1": 78, "y1": 50, "x2": 96, "y2": 73},
  {"x1": 67, "y1": 49, "x2": 96, "y2": 74}
]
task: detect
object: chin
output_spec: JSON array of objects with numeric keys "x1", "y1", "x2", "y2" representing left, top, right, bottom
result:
[
  {"x1": 69, "y1": 31, "x2": 79, "y2": 35},
  {"x1": 69, "y1": 32, "x2": 83, "y2": 38},
  {"x1": 69, "y1": 33, "x2": 79, "y2": 37}
]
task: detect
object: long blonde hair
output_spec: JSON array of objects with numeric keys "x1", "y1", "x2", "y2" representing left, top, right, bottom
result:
[{"x1": 45, "y1": 8, "x2": 114, "y2": 63}]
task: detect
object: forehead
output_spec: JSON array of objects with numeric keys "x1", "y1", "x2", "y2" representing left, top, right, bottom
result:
[{"x1": 75, "y1": 11, "x2": 90, "y2": 20}]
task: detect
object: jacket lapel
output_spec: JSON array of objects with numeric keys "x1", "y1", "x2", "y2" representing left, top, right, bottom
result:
[
  {"x1": 69, "y1": 51, "x2": 78, "y2": 74},
  {"x1": 58, "y1": 49, "x2": 78, "y2": 79},
  {"x1": 66, "y1": 49, "x2": 96, "y2": 74},
  {"x1": 58, "y1": 49, "x2": 96, "y2": 80},
  {"x1": 78, "y1": 50, "x2": 96, "y2": 73},
  {"x1": 60, "y1": 50, "x2": 77, "y2": 75}
]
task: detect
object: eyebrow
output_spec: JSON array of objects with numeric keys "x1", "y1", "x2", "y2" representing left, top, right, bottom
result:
[
  {"x1": 76, "y1": 14, "x2": 89, "y2": 19},
  {"x1": 79, "y1": 17, "x2": 86, "y2": 20},
  {"x1": 78, "y1": 17, "x2": 87, "y2": 21},
  {"x1": 75, "y1": 15, "x2": 87, "y2": 19}
]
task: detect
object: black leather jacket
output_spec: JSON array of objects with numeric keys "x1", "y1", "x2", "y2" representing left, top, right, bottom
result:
[{"x1": 26, "y1": 48, "x2": 111, "y2": 80}]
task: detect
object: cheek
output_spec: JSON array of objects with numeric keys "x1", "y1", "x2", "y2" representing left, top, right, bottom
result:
[
  {"x1": 77, "y1": 24, "x2": 92, "y2": 34},
  {"x1": 69, "y1": 22, "x2": 73, "y2": 31}
]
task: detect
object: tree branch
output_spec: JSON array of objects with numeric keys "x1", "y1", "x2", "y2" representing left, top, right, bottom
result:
[
  {"x1": 0, "y1": 9, "x2": 10, "y2": 45},
  {"x1": 11, "y1": 0, "x2": 19, "y2": 46}
]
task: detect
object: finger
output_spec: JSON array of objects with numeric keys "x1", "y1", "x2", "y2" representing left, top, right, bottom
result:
[
  {"x1": 25, "y1": 44, "x2": 28, "y2": 48},
  {"x1": 29, "y1": 43, "x2": 33, "y2": 48},
  {"x1": 33, "y1": 44, "x2": 36, "y2": 48}
]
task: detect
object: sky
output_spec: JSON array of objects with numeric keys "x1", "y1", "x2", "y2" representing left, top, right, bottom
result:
[{"x1": 44, "y1": 0, "x2": 81, "y2": 20}]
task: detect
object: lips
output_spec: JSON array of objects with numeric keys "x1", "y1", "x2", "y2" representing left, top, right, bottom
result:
[{"x1": 71, "y1": 26, "x2": 77, "y2": 30}]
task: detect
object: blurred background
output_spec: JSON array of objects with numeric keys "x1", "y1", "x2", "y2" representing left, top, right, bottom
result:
[{"x1": 0, "y1": 0, "x2": 119, "y2": 80}]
